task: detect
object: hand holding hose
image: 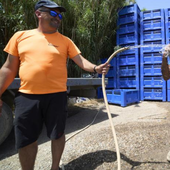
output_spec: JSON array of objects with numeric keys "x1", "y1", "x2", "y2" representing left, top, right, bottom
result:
[
  {"x1": 163, "y1": 44, "x2": 170, "y2": 58},
  {"x1": 94, "y1": 62, "x2": 110, "y2": 75}
]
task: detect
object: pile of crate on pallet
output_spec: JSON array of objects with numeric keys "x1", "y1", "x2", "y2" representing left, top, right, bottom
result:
[
  {"x1": 98, "y1": 3, "x2": 170, "y2": 106},
  {"x1": 140, "y1": 9, "x2": 166, "y2": 101}
]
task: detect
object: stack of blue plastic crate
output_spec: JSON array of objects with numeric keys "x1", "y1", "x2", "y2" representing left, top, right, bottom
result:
[
  {"x1": 97, "y1": 4, "x2": 170, "y2": 105},
  {"x1": 103, "y1": 4, "x2": 140, "y2": 106},
  {"x1": 140, "y1": 9, "x2": 166, "y2": 101},
  {"x1": 97, "y1": 4, "x2": 141, "y2": 106},
  {"x1": 165, "y1": 8, "x2": 170, "y2": 101},
  {"x1": 116, "y1": 4, "x2": 141, "y2": 91}
]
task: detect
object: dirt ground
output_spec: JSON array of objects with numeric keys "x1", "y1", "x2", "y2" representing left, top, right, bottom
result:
[{"x1": 0, "y1": 99, "x2": 170, "y2": 170}]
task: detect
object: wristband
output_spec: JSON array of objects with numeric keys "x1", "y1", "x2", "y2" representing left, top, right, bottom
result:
[{"x1": 93, "y1": 66, "x2": 97, "y2": 73}]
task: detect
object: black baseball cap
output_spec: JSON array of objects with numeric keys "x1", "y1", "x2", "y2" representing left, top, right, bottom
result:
[{"x1": 35, "y1": 0, "x2": 66, "y2": 12}]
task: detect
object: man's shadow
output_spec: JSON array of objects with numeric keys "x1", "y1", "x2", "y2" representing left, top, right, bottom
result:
[{"x1": 63, "y1": 150, "x2": 169, "y2": 170}]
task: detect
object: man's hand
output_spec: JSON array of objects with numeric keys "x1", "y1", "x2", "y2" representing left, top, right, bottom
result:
[
  {"x1": 163, "y1": 44, "x2": 170, "y2": 57},
  {"x1": 0, "y1": 99, "x2": 2, "y2": 116},
  {"x1": 95, "y1": 62, "x2": 110, "y2": 75}
]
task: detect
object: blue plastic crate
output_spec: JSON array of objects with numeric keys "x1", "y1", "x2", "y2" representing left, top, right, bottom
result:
[
  {"x1": 165, "y1": 17, "x2": 170, "y2": 28},
  {"x1": 167, "y1": 77, "x2": 170, "y2": 101},
  {"x1": 106, "y1": 67, "x2": 115, "y2": 78},
  {"x1": 141, "y1": 29, "x2": 165, "y2": 42},
  {"x1": 118, "y1": 65, "x2": 138, "y2": 77},
  {"x1": 117, "y1": 52, "x2": 139, "y2": 66},
  {"x1": 97, "y1": 87, "x2": 103, "y2": 99},
  {"x1": 141, "y1": 52, "x2": 162, "y2": 64},
  {"x1": 98, "y1": 87, "x2": 119, "y2": 99},
  {"x1": 140, "y1": 88, "x2": 166, "y2": 101},
  {"x1": 97, "y1": 76, "x2": 116, "y2": 89},
  {"x1": 98, "y1": 66, "x2": 116, "y2": 78},
  {"x1": 117, "y1": 32, "x2": 140, "y2": 45},
  {"x1": 167, "y1": 89, "x2": 170, "y2": 101},
  {"x1": 165, "y1": 9, "x2": 170, "y2": 44},
  {"x1": 101, "y1": 58, "x2": 116, "y2": 67},
  {"x1": 117, "y1": 13, "x2": 140, "y2": 25},
  {"x1": 165, "y1": 8, "x2": 170, "y2": 18},
  {"x1": 117, "y1": 22, "x2": 140, "y2": 35},
  {"x1": 141, "y1": 76, "x2": 166, "y2": 88},
  {"x1": 142, "y1": 64, "x2": 162, "y2": 76},
  {"x1": 165, "y1": 8, "x2": 170, "y2": 26},
  {"x1": 140, "y1": 40, "x2": 165, "y2": 53},
  {"x1": 141, "y1": 9, "x2": 164, "y2": 20},
  {"x1": 117, "y1": 77, "x2": 139, "y2": 89},
  {"x1": 165, "y1": 9, "x2": 170, "y2": 43},
  {"x1": 106, "y1": 89, "x2": 139, "y2": 107},
  {"x1": 165, "y1": 27, "x2": 170, "y2": 42},
  {"x1": 167, "y1": 79, "x2": 170, "y2": 90},
  {"x1": 106, "y1": 77, "x2": 116, "y2": 88},
  {"x1": 118, "y1": 4, "x2": 140, "y2": 16},
  {"x1": 141, "y1": 19, "x2": 165, "y2": 30}
]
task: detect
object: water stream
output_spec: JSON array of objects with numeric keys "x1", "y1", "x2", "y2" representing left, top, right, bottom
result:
[
  {"x1": 113, "y1": 44, "x2": 170, "y2": 58},
  {"x1": 128, "y1": 44, "x2": 166, "y2": 50},
  {"x1": 122, "y1": 44, "x2": 168, "y2": 56}
]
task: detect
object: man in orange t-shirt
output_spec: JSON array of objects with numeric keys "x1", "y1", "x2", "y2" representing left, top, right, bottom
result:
[{"x1": 0, "y1": 0, "x2": 110, "y2": 170}]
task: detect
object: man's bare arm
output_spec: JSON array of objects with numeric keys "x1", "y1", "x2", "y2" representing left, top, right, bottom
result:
[
  {"x1": 71, "y1": 54, "x2": 110, "y2": 75},
  {"x1": 0, "y1": 54, "x2": 19, "y2": 97}
]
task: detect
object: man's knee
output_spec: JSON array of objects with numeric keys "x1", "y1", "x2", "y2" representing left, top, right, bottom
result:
[{"x1": 19, "y1": 141, "x2": 38, "y2": 152}]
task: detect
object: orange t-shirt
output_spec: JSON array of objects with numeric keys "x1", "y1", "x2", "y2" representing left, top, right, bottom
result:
[{"x1": 4, "y1": 29, "x2": 81, "y2": 94}]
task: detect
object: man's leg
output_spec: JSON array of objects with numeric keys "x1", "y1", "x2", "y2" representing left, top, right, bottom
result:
[
  {"x1": 51, "y1": 134, "x2": 65, "y2": 170},
  {"x1": 19, "y1": 141, "x2": 38, "y2": 170}
]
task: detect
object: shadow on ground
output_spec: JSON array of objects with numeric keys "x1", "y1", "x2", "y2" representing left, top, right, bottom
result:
[{"x1": 64, "y1": 150, "x2": 169, "y2": 170}]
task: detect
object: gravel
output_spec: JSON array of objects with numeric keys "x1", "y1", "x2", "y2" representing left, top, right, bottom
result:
[{"x1": 0, "y1": 99, "x2": 170, "y2": 170}]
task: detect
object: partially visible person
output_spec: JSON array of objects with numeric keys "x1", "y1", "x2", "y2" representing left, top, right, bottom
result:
[
  {"x1": 161, "y1": 44, "x2": 170, "y2": 81},
  {"x1": 0, "y1": 0, "x2": 110, "y2": 170},
  {"x1": 161, "y1": 44, "x2": 170, "y2": 162}
]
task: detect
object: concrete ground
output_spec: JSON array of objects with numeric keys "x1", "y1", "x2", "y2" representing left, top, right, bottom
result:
[{"x1": 0, "y1": 99, "x2": 170, "y2": 170}]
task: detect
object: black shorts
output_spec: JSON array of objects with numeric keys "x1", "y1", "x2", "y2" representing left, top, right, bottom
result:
[{"x1": 14, "y1": 91, "x2": 68, "y2": 149}]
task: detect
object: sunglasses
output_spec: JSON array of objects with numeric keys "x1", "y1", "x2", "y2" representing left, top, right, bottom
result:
[{"x1": 39, "y1": 9, "x2": 62, "y2": 20}]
